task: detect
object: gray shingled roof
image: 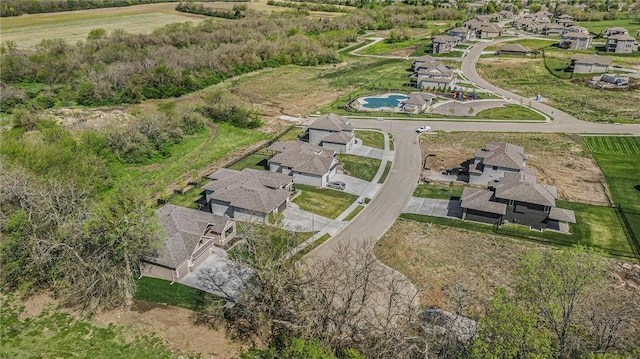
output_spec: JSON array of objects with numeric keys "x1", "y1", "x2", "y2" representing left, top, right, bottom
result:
[
  {"x1": 562, "y1": 32, "x2": 592, "y2": 39},
  {"x1": 148, "y1": 204, "x2": 231, "y2": 269},
  {"x1": 432, "y1": 35, "x2": 458, "y2": 43},
  {"x1": 203, "y1": 168, "x2": 292, "y2": 214},
  {"x1": 403, "y1": 94, "x2": 427, "y2": 107},
  {"x1": 608, "y1": 33, "x2": 637, "y2": 41},
  {"x1": 571, "y1": 54, "x2": 613, "y2": 66},
  {"x1": 268, "y1": 141, "x2": 336, "y2": 176},
  {"x1": 500, "y1": 43, "x2": 532, "y2": 53},
  {"x1": 309, "y1": 113, "x2": 353, "y2": 132},
  {"x1": 475, "y1": 142, "x2": 527, "y2": 170},
  {"x1": 461, "y1": 187, "x2": 507, "y2": 215},
  {"x1": 409, "y1": 92, "x2": 436, "y2": 101},
  {"x1": 449, "y1": 27, "x2": 469, "y2": 34},
  {"x1": 549, "y1": 207, "x2": 576, "y2": 223},
  {"x1": 493, "y1": 172, "x2": 557, "y2": 207}
]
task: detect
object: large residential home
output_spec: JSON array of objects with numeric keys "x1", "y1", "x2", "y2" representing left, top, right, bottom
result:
[
  {"x1": 559, "y1": 32, "x2": 592, "y2": 50},
  {"x1": 461, "y1": 171, "x2": 576, "y2": 232},
  {"x1": 306, "y1": 113, "x2": 355, "y2": 153},
  {"x1": 140, "y1": 204, "x2": 236, "y2": 282},
  {"x1": 203, "y1": 168, "x2": 293, "y2": 223},
  {"x1": 449, "y1": 27, "x2": 475, "y2": 42},
  {"x1": 603, "y1": 27, "x2": 629, "y2": 37},
  {"x1": 267, "y1": 140, "x2": 338, "y2": 187},
  {"x1": 605, "y1": 34, "x2": 639, "y2": 53},
  {"x1": 542, "y1": 23, "x2": 565, "y2": 36},
  {"x1": 569, "y1": 54, "x2": 612, "y2": 73},
  {"x1": 499, "y1": 43, "x2": 532, "y2": 56},
  {"x1": 468, "y1": 142, "x2": 527, "y2": 184},
  {"x1": 401, "y1": 92, "x2": 435, "y2": 113},
  {"x1": 410, "y1": 56, "x2": 456, "y2": 90},
  {"x1": 477, "y1": 23, "x2": 502, "y2": 38},
  {"x1": 432, "y1": 35, "x2": 459, "y2": 54},
  {"x1": 555, "y1": 14, "x2": 574, "y2": 28}
]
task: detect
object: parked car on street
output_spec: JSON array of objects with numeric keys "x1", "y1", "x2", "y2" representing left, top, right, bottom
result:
[
  {"x1": 326, "y1": 181, "x2": 346, "y2": 190},
  {"x1": 416, "y1": 126, "x2": 431, "y2": 133}
]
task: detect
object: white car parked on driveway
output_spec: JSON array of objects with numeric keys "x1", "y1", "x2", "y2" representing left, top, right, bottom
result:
[{"x1": 416, "y1": 126, "x2": 431, "y2": 133}]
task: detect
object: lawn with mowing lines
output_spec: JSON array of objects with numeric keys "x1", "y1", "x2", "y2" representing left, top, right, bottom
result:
[
  {"x1": 338, "y1": 154, "x2": 381, "y2": 182},
  {"x1": 584, "y1": 136, "x2": 640, "y2": 157},
  {"x1": 293, "y1": 184, "x2": 358, "y2": 219},
  {"x1": 355, "y1": 130, "x2": 385, "y2": 149}
]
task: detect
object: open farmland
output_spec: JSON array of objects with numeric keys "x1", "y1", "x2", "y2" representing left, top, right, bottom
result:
[
  {"x1": 0, "y1": 3, "x2": 208, "y2": 48},
  {"x1": 477, "y1": 58, "x2": 640, "y2": 123}
]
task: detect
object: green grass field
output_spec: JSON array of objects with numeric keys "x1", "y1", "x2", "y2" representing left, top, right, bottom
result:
[
  {"x1": 413, "y1": 183, "x2": 464, "y2": 199},
  {"x1": 135, "y1": 276, "x2": 217, "y2": 311},
  {"x1": 359, "y1": 38, "x2": 423, "y2": 56},
  {"x1": 167, "y1": 185, "x2": 206, "y2": 209},
  {"x1": 355, "y1": 130, "x2": 385, "y2": 149},
  {"x1": 577, "y1": 18, "x2": 640, "y2": 36},
  {"x1": 477, "y1": 59, "x2": 640, "y2": 123},
  {"x1": 337, "y1": 154, "x2": 381, "y2": 181},
  {"x1": 228, "y1": 148, "x2": 270, "y2": 171},
  {"x1": 293, "y1": 184, "x2": 358, "y2": 219},
  {"x1": 583, "y1": 136, "x2": 640, "y2": 255},
  {"x1": 475, "y1": 104, "x2": 546, "y2": 121}
]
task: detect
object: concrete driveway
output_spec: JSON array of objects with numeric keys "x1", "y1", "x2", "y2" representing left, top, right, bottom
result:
[
  {"x1": 349, "y1": 143, "x2": 393, "y2": 161},
  {"x1": 404, "y1": 198, "x2": 463, "y2": 219},
  {"x1": 180, "y1": 247, "x2": 251, "y2": 299},
  {"x1": 281, "y1": 203, "x2": 337, "y2": 232},
  {"x1": 331, "y1": 173, "x2": 382, "y2": 199}
]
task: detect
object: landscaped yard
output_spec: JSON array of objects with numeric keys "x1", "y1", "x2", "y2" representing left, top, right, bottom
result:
[
  {"x1": 337, "y1": 154, "x2": 381, "y2": 181},
  {"x1": 278, "y1": 126, "x2": 305, "y2": 142},
  {"x1": 232, "y1": 222, "x2": 316, "y2": 259},
  {"x1": 293, "y1": 184, "x2": 358, "y2": 219},
  {"x1": 477, "y1": 58, "x2": 640, "y2": 123},
  {"x1": 355, "y1": 130, "x2": 385, "y2": 149},
  {"x1": 167, "y1": 185, "x2": 206, "y2": 210},
  {"x1": 228, "y1": 148, "x2": 270, "y2": 171},
  {"x1": 583, "y1": 136, "x2": 640, "y2": 255}
]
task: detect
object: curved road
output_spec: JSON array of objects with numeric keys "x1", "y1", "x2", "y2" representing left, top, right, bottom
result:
[{"x1": 307, "y1": 36, "x2": 640, "y2": 304}]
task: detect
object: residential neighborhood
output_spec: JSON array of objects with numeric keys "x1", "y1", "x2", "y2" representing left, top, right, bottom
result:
[{"x1": 2, "y1": 1, "x2": 640, "y2": 358}]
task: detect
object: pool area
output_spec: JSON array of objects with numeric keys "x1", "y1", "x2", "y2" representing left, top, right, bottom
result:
[{"x1": 361, "y1": 94, "x2": 408, "y2": 109}]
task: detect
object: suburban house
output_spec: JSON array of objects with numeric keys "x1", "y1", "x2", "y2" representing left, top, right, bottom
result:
[
  {"x1": 605, "y1": 34, "x2": 639, "y2": 53},
  {"x1": 431, "y1": 35, "x2": 459, "y2": 54},
  {"x1": 603, "y1": 27, "x2": 629, "y2": 37},
  {"x1": 306, "y1": 113, "x2": 355, "y2": 153},
  {"x1": 499, "y1": 43, "x2": 533, "y2": 56},
  {"x1": 542, "y1": 23, "x2": 565, "y2": 36},
  {"x1": 267, "y1": 140, "x2": 338, "y2": 187},
  {"x1": 203, "y1": 168, "x2": 293, "y2": 223},
  {"x1": 569, "y1": 54, "x2": 612, "y2": 73},
  {"x1": 477, "y1": 23, "x2": 502, "y2": 38},
  {"x1": 410, "y1": 56, "x2": 457, "y2": 89},
  {"x1": 449, "y1": 26, "x2": 474, "y2": 42},
  {"x1": 564, "y1": 25, "x2": 589, "y2": 34},
  {"x1": 556, "y1": 14, "x2": 574, "y2": 28},
  {"x1": 461, "y1": 171, "x2": 576, "y2": 232},
  {"x1": 468, "y1": 142, "x2": 527, "y2": 184},
  {"x1": 401, "y1": 92, "x2": 436, "y2": 113},
  {"x1": 140, "y1": 204, "x2": 236, "y2": 282},
  {"x1": 559, "y1": 32, "x2": 593, "y2": 50}
]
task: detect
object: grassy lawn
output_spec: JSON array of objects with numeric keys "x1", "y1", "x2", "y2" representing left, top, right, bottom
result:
[
  {"x1": 475, "y1": 104, "x2": 546, "y2": 121},
  {"x1": 111, "y1": 123, "x2": 270, "y2": 196},
  {"x1": 232, "y1": 222, "x2": 315, "y2": 260},
  {"x1": 355, "y1": 130, "x2": 385, "y2": 149},
  {"x1": 413, "y1": 183, "x2": 463, "y2": 199},
  {"x1": 166, "y1": 185, "x2": 206, "y2": 210},
  {"x1": 337, "y1": 154, "x2": 381, "y2": 181},
  {"x1": 293, "y1": 184, "x2": 358, "y2": 219},
  {"x1": 228, "y1": 148, "x2": 270, "y2": 171},
  {"x1": 134, "y1": 276, "x2": 217, "y2": 311},
  {"x1": 583, "y1": 136, "x2": 640, "y2": 255},
  {"x1": 577, "y1": 18, "x2": 640, "y2": 36},
  {"x1": 343, "y1": 205, "x2": 364, "y2": 221},
  {"x1": 378, "y1": 161, "x2": 392, "y2": 183},
  {"x1": 486, "y1": 38, "x2": 557, "y2": 53},
  {"x1": 359, "y1": 38, "x2": 423, "y2": 56},
  {"x1": 278, "y1": 126, "x2": 305, "y2": 142},
  {"x1": 477, "y1": 58, "x2": 640, "y2": 123}
]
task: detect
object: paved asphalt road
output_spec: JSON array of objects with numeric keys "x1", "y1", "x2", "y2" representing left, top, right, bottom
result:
[{"x1": 307, "y1": 36, "x2": 640, "y2": 302}]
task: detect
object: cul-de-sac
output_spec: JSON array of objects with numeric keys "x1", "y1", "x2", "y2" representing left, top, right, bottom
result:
[{"x1": 1, "y1": 1, "x2": 639, "y2": 357}]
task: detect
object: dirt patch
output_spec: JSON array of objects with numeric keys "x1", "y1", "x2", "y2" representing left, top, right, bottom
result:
[
  {"x1": 390, "y1": 46, "x2": 418, "y2": 57},
  {"x1": 47, "y1": 107, "x2": 133, "y2": 131},
  {"x1": 420, "y1": 132, "x2": 610, "y2": 205}
]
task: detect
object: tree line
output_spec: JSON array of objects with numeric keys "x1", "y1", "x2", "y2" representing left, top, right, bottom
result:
[
  {"x1": 266, "y1": 0, "x2": 348, "y2": 13},
  {"x1": 175, "y1": 1, "x2": 247, "y2": 20},
  {"x1": 0, "y1": 0, "x2": 222, "y2": 17}
]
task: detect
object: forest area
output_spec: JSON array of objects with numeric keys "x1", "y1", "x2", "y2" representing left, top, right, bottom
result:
[{"x1": 1, "y1": 1, "x2": 639, "y2": 358}]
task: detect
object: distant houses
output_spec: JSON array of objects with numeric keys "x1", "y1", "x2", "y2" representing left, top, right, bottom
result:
[
  {"x1": 409, "y1": 55, "x2": 457, "y2": 90},
  {"x1": 569, "y1": 54, "x2": 613, "y2": 73}
]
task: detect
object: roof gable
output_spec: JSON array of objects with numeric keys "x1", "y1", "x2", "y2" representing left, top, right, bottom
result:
[{"x1": 309, "y1": 113, "x2": 353, "y2": 132}]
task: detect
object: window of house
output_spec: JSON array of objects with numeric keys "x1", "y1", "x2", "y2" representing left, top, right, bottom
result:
[
  {"x1": 508, "y1": 200, "x2": 514, "y2": 206},
  {"x1": 544, "y1": 206, "x2": 550, "y2": 213}
]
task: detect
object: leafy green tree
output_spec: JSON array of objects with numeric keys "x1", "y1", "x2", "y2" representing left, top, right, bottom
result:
[
  {"x1": 472, "y1": 287, "x2": 552, "y2": 359},
  {"x1": 515, "y1": 246, "x2": 608, "y2": 358}
]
